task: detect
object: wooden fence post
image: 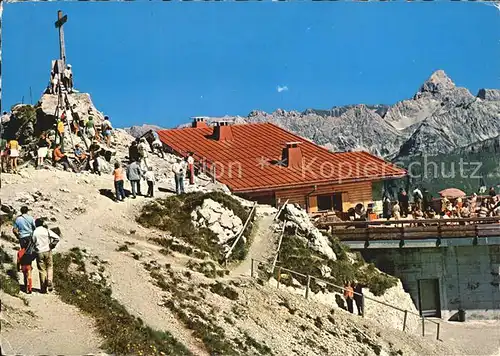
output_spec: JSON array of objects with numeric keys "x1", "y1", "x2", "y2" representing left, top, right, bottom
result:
[
  {"x1": 402, "y1": 310, "x2": 408, "y2": 331},
  {"x1": 421, "y1": 317, "x2": 425, "y2": 337},
  {"x1": 361, "y1": 295, "x2": 365, "y2": 318},
  {"x1": 436, "y1": 322, "x2": 440, "y2": 340},
  {"x1": 211, "y1": 164, "x2": 216, "y2": 183},
  {"x1": 305, "y1": 275, "x2": 311, "y2": 299},
  {"x1": 250, "y1": 258, "x2": 254, "y2": 278},
  {"x1": 277, "y1": 267, "x2": 282, "y2": 289}
]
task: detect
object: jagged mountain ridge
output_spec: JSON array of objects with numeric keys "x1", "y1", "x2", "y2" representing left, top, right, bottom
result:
[{"x1": 173, "y1": 70, "x2": 499, "y2": 160}]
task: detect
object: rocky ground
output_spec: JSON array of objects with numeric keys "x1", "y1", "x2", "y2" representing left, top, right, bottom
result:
[{"x1": 0, "y1": 131, "x2": 485, "y2": 355}]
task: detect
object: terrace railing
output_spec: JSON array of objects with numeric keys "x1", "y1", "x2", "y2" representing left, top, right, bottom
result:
[
  {"x1": 249, "y1": 258, "x2": 441, "y2": 340},
  {"x1": 319, "y1": 217, "x2": 500, "y2": 243}
]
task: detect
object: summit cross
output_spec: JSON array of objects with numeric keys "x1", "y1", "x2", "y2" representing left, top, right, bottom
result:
[{"x1": 54, "y1": 10, "x2": 68, "y2": 66}]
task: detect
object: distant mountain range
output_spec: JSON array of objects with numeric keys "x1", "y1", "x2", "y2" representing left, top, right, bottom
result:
[{"x1": 127, "y1": 70, "x2": 500, "y2": 161}]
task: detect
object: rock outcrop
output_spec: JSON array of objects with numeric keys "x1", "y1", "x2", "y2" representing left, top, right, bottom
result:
[
  {"x1": 191, "y1": 198, "x2": 244, "y2": 245},
  {"x1": 282, "y1": 203, "x2": 337, "y2": 260},
  {"x1": 477, "y1": 88, "x2": 500, "y2": 102}
]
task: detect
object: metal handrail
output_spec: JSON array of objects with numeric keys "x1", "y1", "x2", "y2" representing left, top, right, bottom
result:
[
  {"x1": 273, "y1": 199, "x2": 289, "y2": 221},
  {"x1": 269, "y1": 221, "x2": 286, "y2": 274},
  {"x1": 250, "y1": 257, "x2": 441, "y2": 340},
  {"x1": 224, "y1": 202, "x2": 257, "y2": 260}
]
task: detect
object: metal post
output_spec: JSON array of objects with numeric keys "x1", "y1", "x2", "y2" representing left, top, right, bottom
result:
[
  {"x1": 436, "y1": 323, "x2": 440, "y2": 341},
  {"x1": 305, "y1": 275, "x2": 311, "y2": 299},
  {"x1": 403, "y1": 310, "x2": 408, "y2": 331},
  {"x1": 250, "y1": 258, "x2": 254, "y2": 278},
  {"x1": 277, "y1": 267, "x2": 282, "y2": 289},
  {"x1": 361, "y1": 295, "x2": 365, "y2": 318},
  {"x1": 421, "y1": 317, "x2": 425, "y2": 337}
]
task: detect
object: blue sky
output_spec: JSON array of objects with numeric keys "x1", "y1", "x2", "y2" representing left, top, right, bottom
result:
[{"x1": 2, "y1": 2, "x2": 499, "y2": 128}]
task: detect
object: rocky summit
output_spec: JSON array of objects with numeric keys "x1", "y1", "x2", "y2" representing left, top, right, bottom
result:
[{"x1": 180, "y1": 70, "x2": 500, "y2": 160}]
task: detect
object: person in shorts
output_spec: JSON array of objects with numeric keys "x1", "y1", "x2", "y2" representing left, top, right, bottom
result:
[
  {"x1": 37, "y1": 133, "x2": 51, "y2": 169},
  {"x1": 8, "y1": 139, "x2": 20, "y2": 173}
]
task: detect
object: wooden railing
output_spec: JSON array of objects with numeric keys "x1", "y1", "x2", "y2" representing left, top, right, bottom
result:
[
  {"x1": 224, "y1": 202, "x2": 257, "y2": 261},
  {"x1": 249, "y1": 258, "x2": 441, "y2": 340},
  {"x1": 320, "y1": 217, "x2": 500, "y2": 242}
]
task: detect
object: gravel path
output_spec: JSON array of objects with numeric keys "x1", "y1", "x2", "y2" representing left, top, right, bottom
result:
[{"x1": 230, "y1": 215, "x2": 277, "y2": 277}]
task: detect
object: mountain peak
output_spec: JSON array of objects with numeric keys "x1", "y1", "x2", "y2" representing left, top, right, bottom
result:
[{"x1": 418, "y1": 70, "x2": 455, "y2": 95}]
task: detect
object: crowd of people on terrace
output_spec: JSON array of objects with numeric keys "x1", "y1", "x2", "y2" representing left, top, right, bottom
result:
[{"x1": 348, "y1": 186, "x2": 500, "y2": 223}]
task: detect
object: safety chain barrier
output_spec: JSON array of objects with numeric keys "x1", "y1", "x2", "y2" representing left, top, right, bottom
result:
[{"x1": 249, "y1": 258, "x2": 441, "y2": 340}]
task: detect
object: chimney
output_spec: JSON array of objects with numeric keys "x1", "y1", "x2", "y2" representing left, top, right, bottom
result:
[
  {"x1": 192, "y1": 117, "x2": 208, "y2": 129},
  {"x1": 213, "y1": 121, "x2": 233, "y2": 141},
  {"x1": 282, "y1": 142, "x2": 303, "y2": 169}
]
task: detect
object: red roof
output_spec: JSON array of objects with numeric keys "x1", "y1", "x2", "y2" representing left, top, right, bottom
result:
[{"x1": 157, "y1": 123, "x2": 407, "y2": 193}]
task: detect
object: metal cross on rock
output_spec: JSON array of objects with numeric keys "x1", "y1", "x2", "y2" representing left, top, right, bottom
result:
[{"x1": 54, "y1": 10, "x2": 68, "y2": 66}]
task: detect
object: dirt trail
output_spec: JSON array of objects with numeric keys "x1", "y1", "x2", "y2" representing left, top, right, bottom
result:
[
  {"x1": 230, "y1": 215, "x2": 277, "y2": 278},
  {"x1": 1, "y1": 291, "x2": 103, "y2": 355},
  {"x1": 1, "y1": 168, "x2": 209, "y2": 355}
]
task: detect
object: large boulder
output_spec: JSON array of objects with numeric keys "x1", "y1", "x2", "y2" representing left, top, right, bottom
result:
[
  {"x1": 191, "y1": 198, "x2": 244, "y2": 245},
  {"x1": 282, "y1": 204, "x2": 337, "y2": 260},
  {"x1": 36, "y1": 93, "x2": 105, "y2": 134}
]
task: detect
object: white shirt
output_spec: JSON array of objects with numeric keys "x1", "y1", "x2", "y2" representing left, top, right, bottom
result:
[
  {"x1": 172, "y1": 161, "x2": 186, "y2": 175},
  {"x1": 32, "y1": 226, "x2": 60, "y2": 254},
  {"x1": 413, "y1": 188, "x2": 423, "y2": 199},
  {"x1": 102, "y1": 120, "x2": 113, "y2": 130},
  {"x1": 144, "y1": 171, "x2": 155, "y2": 182}
]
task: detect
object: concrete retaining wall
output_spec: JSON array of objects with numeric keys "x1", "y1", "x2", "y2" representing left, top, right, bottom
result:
[{"x1": 362, "y1": 245, "x2": 500, "y2": 320}]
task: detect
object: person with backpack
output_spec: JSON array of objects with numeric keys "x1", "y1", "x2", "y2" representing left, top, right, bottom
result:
[
  {"x1": 13, "y1": 206, "x2": 36, "y2": 294},
  {"x1": 32, "y1": 218, "x2": 60, "y2": 293}
]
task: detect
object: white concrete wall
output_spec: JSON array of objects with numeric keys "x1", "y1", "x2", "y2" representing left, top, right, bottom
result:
[{"x1": 362, "y1": 245, "x2": 500, "y2": 320}]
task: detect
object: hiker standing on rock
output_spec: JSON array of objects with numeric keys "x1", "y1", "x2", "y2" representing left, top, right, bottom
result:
[
  {"x1": 37, "y1": 133, "x2": 51, "y2": 169},
  {"x1": 137, "y1": 138, "x2": 149, "y2": 170},
  {"x1": 144, "y1": 166, "x2": 155, "y2": 198},
  {"x1": 101, "y1": 116, "x2": 113, "y2": 148},
  {"x1": 86, "y1": 111, "x2": 97, "y2": 140},
  {"x1": 32, "y1": 218, "x2": 60, "y2": 293},
  {"x1": 89, "y1": 140, "x2": 102, "y2": 175},
  {"x1": 0, "y1": 139, "x2": 8, "y2": 173},
  {"x1": 172, "y1": 157, "x2": 186, "y2": 195},
  {"x1": 56, "y1": 118, "x2": 65, "y2": 153},
  {"x1": 128, "y1": 140, "x2": 140, "y2": 163},
  {"x1": 13, "y1": 207, "x2": 36, "y2": 294},
  {"x1": 7, "y1": 138, "x2": 20, "y2": 174},
  {"x1": 113, "y1": 162, "x2": 126, "y2": 202},
  {"x1": 126, "y1": 158, "x2": 143, "y2": 198},
  {"x1": 63, "y1": 64, "x2": 73, "y2": 93},
  {"x1": 344, "y1": 282, "x2": 354, "y2": 314}
]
